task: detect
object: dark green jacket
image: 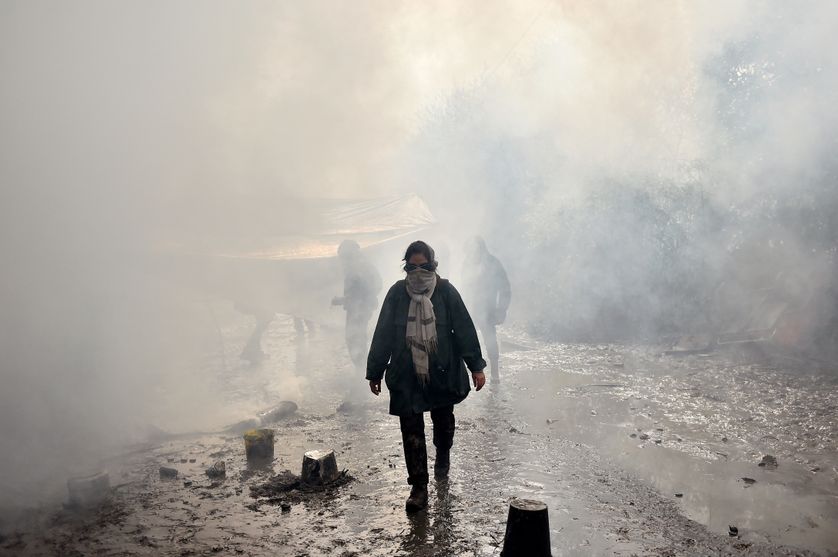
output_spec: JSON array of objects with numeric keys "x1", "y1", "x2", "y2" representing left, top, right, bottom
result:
[{"x1": 366, "y1": 277, "x2": 486, "y2": 416}]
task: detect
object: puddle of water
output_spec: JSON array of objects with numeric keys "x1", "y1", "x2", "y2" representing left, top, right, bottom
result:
[{"x1": 506, "y1": 352, "x2": 838, "y2": 554}]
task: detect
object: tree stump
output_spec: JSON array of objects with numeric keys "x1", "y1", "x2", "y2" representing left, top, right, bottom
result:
[
  {"x1": 67, "y1": 471, "x2": 110, "y2": 507},
  {"x1": 300, "y1": 450, "x2": 339, "y2": 485},
  {"x1": 206, "y1": 460, "x2": 226, "y2": 479},
  {"x1": 244, "y1": 429, "x2": 275, "y2": 462},
  {"x1": 500, "y1": 498, "x2": 552, "y2": 557},
  {"x1": 159, "y1": 466, "x2": 178, "y2": 479}
]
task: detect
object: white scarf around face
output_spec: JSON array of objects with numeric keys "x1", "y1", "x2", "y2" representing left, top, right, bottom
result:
[{"x1": 405, "y1": 269, "x2": 438, "y2": 385}]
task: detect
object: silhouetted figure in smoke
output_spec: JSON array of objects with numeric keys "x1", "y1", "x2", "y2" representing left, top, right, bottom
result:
[
  {"x1": 331, "y1": 240, "x2": 382, "y2": 369},
  {"x1": 237, "y1": 302, "x2": 274, "y2": 364},
  {"x1": 293, "y1": 316, "x2": 316, "y2": 338},
  {"x1": 462, "y1": 236, "x2": 511, "y2": 383},
  {"x1": 367, "y1": 241, "x2": 486, "y2": 512}
]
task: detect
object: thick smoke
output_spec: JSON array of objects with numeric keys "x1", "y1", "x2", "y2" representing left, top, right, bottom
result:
[
  {"x1": 409, "y1": 1, "x2": 838, "y2": 347},
  {"x1": 0, "y1": 0, "x2": 548, "y2": 512},
  {"x1": 1, "y1": 0, "x2": 836, "y2": 516}
]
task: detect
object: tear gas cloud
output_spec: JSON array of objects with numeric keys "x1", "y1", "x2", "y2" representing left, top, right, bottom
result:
[
  {"x1": 1, "y1": 0, "x2": 836, "y2": 513},
  {"x1": 409, "y1": 1, "x2": 838, "y2": 346}
]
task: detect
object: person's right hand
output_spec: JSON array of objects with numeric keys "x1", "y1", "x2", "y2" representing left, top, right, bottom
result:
[{"x1": 369, "y1": 380, "x2": 381, "y2": 396}]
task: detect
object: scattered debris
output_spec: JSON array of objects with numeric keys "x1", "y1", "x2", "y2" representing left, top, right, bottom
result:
[
  {"x1": 188, "y1": 459, "x2": 196, "y2": 463},
  {"x1": 741, "y1": 477, "x2": 756, "y2": 486},
  {"x1": 758, "y1": 455, "x2": 778, "y2": 469},
  {"x1": 675, "y1": 493, "x2": 683, "y2": 498},
  {"x1": 729, "y1": 525, "x2": 738, "y2": 537},
  {"x1": 250, "y1": 468, "x2": 352, "y2": 506},
  {"x1": 629, "y1": 433, "x2": 638, "y2": 438},
  {"x1": 639, "y1": 433, "x2": 650, "y2": 441},
  {"x1": 206, "y1": 461, "x2": 226, "y2": 480},
  {"x1": 180, "y1": 459, "x2": 188, "y2": 463},
  {"x1": 810, "y1": 466, "x2": 820, "y2": 473},
  {"x1": 159, "y1": 466, "x2": 178, "y2": 479},
  {"x1": 183, "y1": 480, "x2": 193, "y2": 487}
]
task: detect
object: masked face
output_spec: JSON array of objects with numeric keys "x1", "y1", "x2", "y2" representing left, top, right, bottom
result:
[{"x1": 406, "y1": 268, "x2": 436, "y2": 293}]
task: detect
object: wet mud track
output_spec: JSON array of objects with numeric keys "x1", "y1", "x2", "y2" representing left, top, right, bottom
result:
[{"x1": 2, "y1": 317, "x2": 836, "y2": 556}]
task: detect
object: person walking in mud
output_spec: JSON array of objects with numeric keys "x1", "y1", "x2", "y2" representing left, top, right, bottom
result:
[
  {"x1": 462, "y1": 236, "x2": 511, "y2": 384},
  {"x1": 332, "y1": 240, "x2": 382, "y2": 370},
  {"x1": 367, "y1": 240, "x2": 486, "y2": 512}
]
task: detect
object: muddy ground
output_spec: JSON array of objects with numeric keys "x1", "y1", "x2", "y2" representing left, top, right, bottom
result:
[{"x1": 1, "y1": 314, "x2": 837, "y2": 556}]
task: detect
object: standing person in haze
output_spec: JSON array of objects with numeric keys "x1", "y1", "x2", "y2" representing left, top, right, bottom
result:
[
  {"x1": 332, "y1": 240, "x2": 382, "y2": 370},
  {"x1": 367, "y1": 241, "x2": 486, "y2": 512},
  {"x1": 462, "y1": 236, "x2": 511, "y2": 384}
]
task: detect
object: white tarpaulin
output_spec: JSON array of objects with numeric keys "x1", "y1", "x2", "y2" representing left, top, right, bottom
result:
[
  {"x1": 214, "y1": 193, "x2": 435, "y2": 261},
  {"x1": 201, "y1": 194, "x2": 435, "y2": 323}
]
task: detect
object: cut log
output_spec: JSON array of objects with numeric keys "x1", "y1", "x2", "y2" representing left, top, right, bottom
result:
[
  {"x1": 225, "y1": 417, "x2": 261, "y2": 433},
  {"x1": 67, "y1": 471, "x2": 110, "y2": 507},
  {"x1": 257, "y1": 401, "x2": 298, "y2": 424},
  {"x1": 243, "y1": 429, "x2": 275, "y2": 462},
  {"x1": 500, "y1": 498, "x2": 552, "y2": 557},
  {"x1": 225, "y1": 401, "x2": 298, "y2": 433},
  {"x1": 300, "y1": 450, "x2": 340, "y2": 485}
]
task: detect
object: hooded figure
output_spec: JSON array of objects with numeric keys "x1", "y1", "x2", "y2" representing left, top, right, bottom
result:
[
  {"x1": 366, "y1": 240, "x2": 486, "y2": 512},
  {"x1": 462, "y1": 236, "x2": 511, "y2": 383}
]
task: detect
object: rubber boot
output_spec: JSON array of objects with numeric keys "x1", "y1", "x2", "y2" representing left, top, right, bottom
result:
[{"x1": 405, "y1": 484, "x2": 428, "y2": 512}]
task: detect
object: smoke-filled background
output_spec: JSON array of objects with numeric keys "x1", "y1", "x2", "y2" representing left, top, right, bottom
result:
[{"x1": 1, "y1": 0, "x2": 836, "y2": 516}]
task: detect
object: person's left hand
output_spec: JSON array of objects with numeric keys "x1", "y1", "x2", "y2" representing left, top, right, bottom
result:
[{"x1": 472, "y1": 371, "x2": 486, "y2": 391}]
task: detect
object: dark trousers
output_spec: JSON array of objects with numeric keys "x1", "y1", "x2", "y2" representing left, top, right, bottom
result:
[{"x1": 399, "y1": 405, "x2": 455, "y2": 486}]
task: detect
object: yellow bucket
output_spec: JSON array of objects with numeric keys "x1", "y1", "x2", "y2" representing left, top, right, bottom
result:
[{"x1": 244, "y1": 428, "x2": 275, "y2": 461}]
